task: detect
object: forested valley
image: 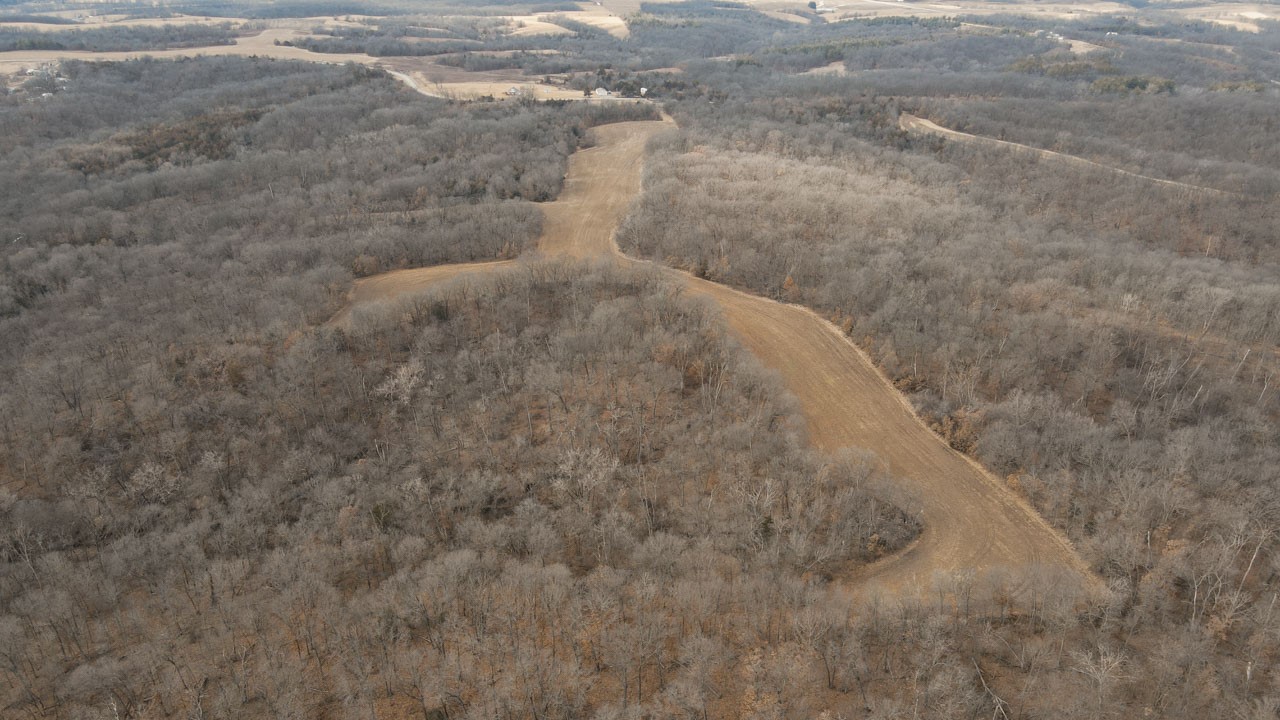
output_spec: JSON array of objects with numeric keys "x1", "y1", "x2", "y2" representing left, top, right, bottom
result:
[
  {"x1": 0, "y1": 54, "x2": 919, "y2": 719},
  {"x1": 2, "y1": 0, "x2": 1280, "y2": 718}
]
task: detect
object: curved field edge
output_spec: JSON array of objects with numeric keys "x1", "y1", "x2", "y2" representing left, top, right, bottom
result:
[
  {"x1": 899, "y1": 112, "x2": 1231, "y2": 196},
  {"x1": 335, "y1": 117, "x2": 1097, "y2": 598}
]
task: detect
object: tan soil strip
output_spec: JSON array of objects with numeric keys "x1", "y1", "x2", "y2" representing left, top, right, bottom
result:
[
  {"x1": 0, "y1": 29, "x2": 593, "y2": 102},
  {"x1": 900, "y1": 112, "x2": 1230, "y2": 196},
  {"x1": 534, "y1": 121, "x2": 657, "y2": 258},
  {"x1": 336, "y1": 115, "x2": 1097, "y2": 597},
  {"x1": 0, "y1": 28, "x2": 378, "y2": 75},
  {"x1": 329, "y1": 261, "x2": 517, "y2": 327},
  {"x1": 801, "y1": 61, "x2": 847, "y2": 76},
  {"x1": 679, "y1": 275, "x2": 1094, "y2": 595}
]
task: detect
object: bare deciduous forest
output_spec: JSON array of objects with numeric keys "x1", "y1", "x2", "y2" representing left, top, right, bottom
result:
[{"x1": 2, "y1": 0, "x2": 1280, "y2": 718}]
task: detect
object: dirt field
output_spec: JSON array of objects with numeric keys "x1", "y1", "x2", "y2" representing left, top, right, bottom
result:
[
  {"x1": 331, "y1": 119, "x2": 665, "y2": 313},
  {"x1": 1065, "y1": 37, "x2": 1105, "y2": 53},
  {"x1": 1169, "y1": 2, "x2": 1280, "y2": 31},
  {"x1": 0, "y1": 13, "x2": 373, "y2": 32},
  {"x1": 0, "y1": 28, "x2": 584, "y2": 101},
  {"x1": 0, "y1": 9, "x2": 613, "y2": 96},
  {"x1": 765, "y1": 0, "x2": 1279, "y2": 30},
  {"x1": 0, "y1": 14, "x2": 243, "y2": 31},
  {"x1": 754, "y1": 0, "x2": 1137, "y2": 21},
  {"x1": 335, "y1": 117, "x2": 1097, "y2": 599},
  {"x1": 565, "y1": 7, "x2": 632, "y2": 38},
  {"x1": 506, "y1": 16, "x2": 575, "y2": 37},
  {"x1": 596, "y1": 0, "x2": 680, "y2": 15},
  {"x1": 801, "y1": 60, "x2": 848, "y2": 75},
  {"x1": 680, "y1": 277, "x2": 1093, "y2": 596},
  {"x1": 760, "y1": 9, "x2": 813, "y2": 23},
  {"x1": 0, "y1": 8, "x2": 644, "y2": 101},
  {"x1": 502, "y1": 7, "x2": 630, "y2": 39},
  {"x1": 0, "y1": 27, "x2": 379, "y2": 76},
  {"x1": 394, "y1": 76, "x2": 586, "y2": 100},
  {"x1": 533, "y1": 121, "x2": 659, "y2": 257},
  {"x1": 329, "y1": 260, "x2": 518, "y2": 327},
  {"x1": 899, "y1": 112, "x2": 1230, "y2": 196}
]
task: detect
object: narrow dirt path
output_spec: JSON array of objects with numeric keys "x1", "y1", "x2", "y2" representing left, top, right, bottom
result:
[
  {"x1": 336, "y1": 116, "x2": 1096, "y2": 598},
  {"x1": 900, "y1": 112, "x2": 1230, "y2": 196}
]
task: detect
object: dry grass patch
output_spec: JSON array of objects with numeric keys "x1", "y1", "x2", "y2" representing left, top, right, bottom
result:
[
  {"x1": 801, "y1": 60, "x2": 848, "y2": 75},
  {"x1": 1169, "y1": 2, "x2": 1280, "y2": 31},
  {"x1": 0, "y1": 28, "x2": 382, "y2": 79},
  {"x1": 761, "y1": 9, "x2": 812, "y2": 23},
  {"x1": 506, "y1": 15, "x2": 575, "y2": 36},
  {"x1": 569, "y1": 8, "x2": 631, "y2": 38}
]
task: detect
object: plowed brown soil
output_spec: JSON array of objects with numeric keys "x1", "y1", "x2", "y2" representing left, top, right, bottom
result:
[
  {"x1": 336, "y1": 116, "x2": 1096, "y2": 597},
  {"x1": 680, "y1": 276, "x2": 1093, "y2": 595},
  {"x1": 535, "y1": 122, "x2": 658, "y2": 259},
  {"x1": 331, "y1": 261, "x2": 516, "y2": 327}
]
